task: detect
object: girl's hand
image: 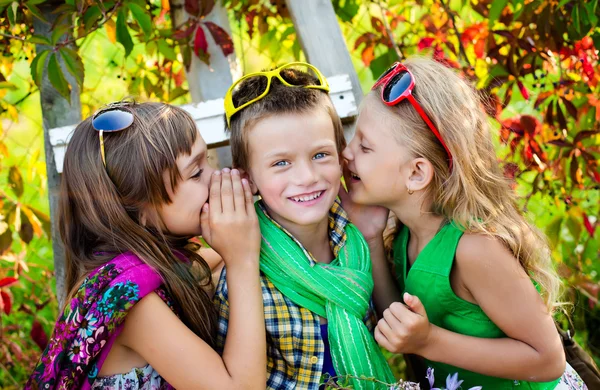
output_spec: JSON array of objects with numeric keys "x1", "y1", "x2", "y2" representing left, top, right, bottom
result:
[
  {"x1": 375, "y1": 293, "x2": 432, "y2": 355},
  {"x1": 200, "y1": 169, "x2": 260, "y2": 267},
  {"x1": 338, "y1": 170, "x2": 389, "y2": 243}
]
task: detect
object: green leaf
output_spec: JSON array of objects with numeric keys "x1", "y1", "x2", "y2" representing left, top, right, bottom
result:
[
  {"x1": 59, "y1": 47, "x2": 84, "y2": 89},
  {"x1": 83, "y1": 5, "x2": 102, "y2": 31},
  {"x1": 47, "y1": 53, "x2": 71, "y2": 103},
  {"x1": 546, "y1": 215, "x2": 563, "y2": 249},
  {"x1": 28, "y1": 35, "x2": 51, "y2": 45},
  {"x1": 369, "y1": 50, "x2": 399, "y2": 80},
  {"x1": 0, "y1": 81, "x2": 17, "y2": 90},
  {"x1": 280, "y1": 25, "x2": 295, "y2": 42},
  {"x1": 565, "y1": 212, "x2": 582, "y2": 242},
  {"x1": 116, "y1": 8, "x2": 134, "y2": 57},
  {"x1": 129, "y1": 3, "x2": 152, "y2": 39},
  {"x1": 169, "y1": 86, "x2": 189, "y2": 102},
  {"x1": 51, "y1": 23, "x2": 71, "y2": 45},
  {"x1": 7, "y1": 1, "x2": 18, "y2": 27},
  {"x1": 0, "y1": 228, "x2": 12, "y2": 255},
  {"x1": 8, "y1": 166, "x2": 23, "y2": 198},
  {"x1": 19, "y1": 209, "x2": 33, "y2": 244},
  {"x1": 30, "y1": 49, "x2": 50, "y2": 87},
  {"x1": 157, "y1": 39, "x2": 177, "y2": 61},
  {"x1": 27, "y1": 0, "x2": 47, "y2": 4},
  {"x1": 25, "y1": 3, "x2": 46, "y2": 22},
  {"x1": 489, "y1": 0, "x2": 508, "y2": 24}
]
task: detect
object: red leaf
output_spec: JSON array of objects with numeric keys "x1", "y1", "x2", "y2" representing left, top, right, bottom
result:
[
  {"x1": 474, "y1": 39, "x2": 486, "y2": 59},
  {"x1": 174, "y1": 69, "x2": 185, "y2": 87},
  {"x1": 194, "y1": 25, "x2": 208, "y2": 57},
  {"x1": 0, "y1": 277, "x2": 18, "y2": 288},
  {"x1": 184, "y1": 0, "x2": 200, "y2": 16},
  {"x1": 418, "y1": 37, "x2": 435, "y2": 51},
  {"x1": 517, "y1": 81, "x2": 529, "y2": 100},
  {"x1": 1, "y1": 290, "x2": 11, "y2": 315},
  {"x1": 245, "y1": 10, "x2": 256, "y2": 39},
  {"x1": 204, "y1": 21, "x2": 234, "y2": 57},
  {"x1": 371, "y1": 16, "x2": 385, "y2": 33},
  {"x1": 361, "y1": 45, "x2": 375, "y2": 67},
  {"x1": 593, "y1": 170, "x2": 600, "y2": 183},
  {"x1": 561, "y1": 97, "x2": 578, "y2": 118},
  {"x1": 173, "y1": 23, "x2": 196, "y2": 40},
  {"x1": 31, "y1": 320, "x2": 48, "y2": 350},
  {"x1": 583, "y1": 213, "x2": 596, "y2": 236},
  {"x1": 198, "y1": 0, "x2": 215, "y2": 17},
  {"x1": 354, "y1": 32, "x2": 376, "y2": 50}
]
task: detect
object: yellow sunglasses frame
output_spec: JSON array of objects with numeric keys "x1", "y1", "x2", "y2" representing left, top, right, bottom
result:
[{"x1": 224, "y1": 62, "x2": 330, "y2": 127}]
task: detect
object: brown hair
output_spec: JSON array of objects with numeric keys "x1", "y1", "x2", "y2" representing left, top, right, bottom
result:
[
  {"x1": 226, "y1": 67, "x2": 345, "y2": 170},
  {"x1": 60, "y1": 102, "x2": 216, "y2": 345},
  {"x1": 372, "y1": 57, "x2": 561, "y2": 311}
]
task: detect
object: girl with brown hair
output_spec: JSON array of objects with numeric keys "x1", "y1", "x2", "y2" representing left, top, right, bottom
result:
[{"x1": 27, "y1": 101, "x2": 266, "y2": 389}]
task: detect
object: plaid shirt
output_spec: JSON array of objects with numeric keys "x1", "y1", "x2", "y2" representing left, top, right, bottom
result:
[{"x1": 214, "y1": 199, "x2": 377, "y2": 390}]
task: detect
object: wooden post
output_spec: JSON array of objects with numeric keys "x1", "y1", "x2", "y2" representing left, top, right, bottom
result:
[
  {"x1": 170, "y1": 0, "x2": 236, "y2": 167},
  {"x1": 34, "y1": 1, "x2": 82, "y2": 307},
  {"x1": 285, "y1": 0, "x2": 364, "y2": 125}
]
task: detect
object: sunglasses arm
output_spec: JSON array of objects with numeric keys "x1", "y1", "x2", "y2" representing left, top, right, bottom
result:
[{"x1": 406, "y1": 94, "x2": 454, "y2": 171}]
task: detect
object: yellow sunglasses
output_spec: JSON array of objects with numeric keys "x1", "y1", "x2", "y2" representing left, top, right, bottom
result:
[{"x1": 224, "y1": 62, "x2": 330, "y2": 127}]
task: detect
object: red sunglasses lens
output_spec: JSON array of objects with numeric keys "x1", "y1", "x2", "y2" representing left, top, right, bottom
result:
[{"x1": 382, "y1": 71, "x2": 412, "y2": 103}]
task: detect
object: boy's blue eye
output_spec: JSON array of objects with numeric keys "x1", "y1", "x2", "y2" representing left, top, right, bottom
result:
[
  {"x1": 274, "y1": 161, "x2": 290, "y2": 167},
  {"x1": 313, "y1": 152, "x2": 327, "y2": 159}
]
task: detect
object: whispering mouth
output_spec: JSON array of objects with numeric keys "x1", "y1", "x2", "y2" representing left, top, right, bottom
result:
[{"x1": 289, "y1": 191, "x2": 324, "y2": 203}]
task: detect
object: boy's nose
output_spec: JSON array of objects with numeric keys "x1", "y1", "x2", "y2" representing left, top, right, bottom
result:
[{"x1": 295, "y1": 161, "x2": 318, "y2": 186}]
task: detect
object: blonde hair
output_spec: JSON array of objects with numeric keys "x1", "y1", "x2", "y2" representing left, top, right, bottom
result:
[{"x1": 373, "y1": 57, "x2": 561, "y2": 311}]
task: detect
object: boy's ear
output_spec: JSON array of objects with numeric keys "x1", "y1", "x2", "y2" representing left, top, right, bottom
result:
[
  {"x1": 406, "y1": 157, "x2": 434, "y2": 192},
  {"x1": 241, "y1": 170, "x2": 259, "y2": 195}
]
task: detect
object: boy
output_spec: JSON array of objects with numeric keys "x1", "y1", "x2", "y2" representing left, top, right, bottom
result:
[{"x1": 214, "y1": 63, "x2": 394, "y2": 390}]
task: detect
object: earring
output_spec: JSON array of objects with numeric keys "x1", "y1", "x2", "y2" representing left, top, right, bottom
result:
[{"x1": 407, "y1": 186, "x2": 414, "y2": 195}]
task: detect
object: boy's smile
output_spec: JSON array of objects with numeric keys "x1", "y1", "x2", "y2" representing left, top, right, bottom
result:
[{"x1": 247, "y1": 109, "x2": 342, "y2": 233}]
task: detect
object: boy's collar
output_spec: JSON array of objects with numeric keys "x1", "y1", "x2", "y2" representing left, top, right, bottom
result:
[{"x1": 257, "y1": 198, "x2": 349, "y2": 267}]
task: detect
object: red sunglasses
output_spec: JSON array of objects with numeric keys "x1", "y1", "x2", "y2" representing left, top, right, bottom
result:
[{"x1": 372, "y1": 62, "x2": 453, "y2": 171}]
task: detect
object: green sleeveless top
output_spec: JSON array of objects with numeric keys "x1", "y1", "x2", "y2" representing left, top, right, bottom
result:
[{"x1": 392, "y1": 222, "x2": 560, "y2": 389}]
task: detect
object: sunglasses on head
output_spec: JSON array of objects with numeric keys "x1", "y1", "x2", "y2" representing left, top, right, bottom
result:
[
  {"x1": 91, "y1": 101, "x2": 135, "y2": 167},
  {"x1": 373, "y1": 62, "x2": 453, "y2": 171},
  {"x1": 224, "y1": 62, "x2": 330, "y2": 127}
]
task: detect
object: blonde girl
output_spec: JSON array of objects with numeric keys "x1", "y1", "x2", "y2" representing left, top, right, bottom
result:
[{"x1": 340, "y1": 57, "x2": 586, "y2": 389}]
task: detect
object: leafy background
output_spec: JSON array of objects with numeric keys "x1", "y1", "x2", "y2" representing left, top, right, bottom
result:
[{"x1": 0, "y1": 0, "x2": 599, "y2": 387}]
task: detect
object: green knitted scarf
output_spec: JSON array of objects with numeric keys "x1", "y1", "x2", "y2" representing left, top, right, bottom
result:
[{"x1": 256, "y1": 204, "x2": 395, "y2": 389}]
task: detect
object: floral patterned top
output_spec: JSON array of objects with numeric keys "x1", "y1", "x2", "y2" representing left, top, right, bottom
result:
[
  {"x1": 26, "y1": 252, "x2": 176, "y2": 390},
  {"x1": 92, "y1": 364, "x2": 168, "y2": 390}
]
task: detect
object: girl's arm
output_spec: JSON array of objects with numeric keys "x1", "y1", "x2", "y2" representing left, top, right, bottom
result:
[
  {"x1": 121, "y1": 169, "x2": 266, "y2": 389},
  {"x1": 338, "y1": 185, "x2": 401, "y2": 317},
  {"x1": 375, "y1": 234, "x2": 565, "y2": 382}
]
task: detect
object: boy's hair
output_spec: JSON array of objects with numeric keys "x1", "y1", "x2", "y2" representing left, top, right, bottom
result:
[
  {"x1": 371, "y1": 57, "x2": 561, "y2": 311},
  {"x1": 60, "y1": 102, "x2": 216, "y2": 345},
  {"x1": 226, "y1": 67, "x2": 345, "y2": 171}
]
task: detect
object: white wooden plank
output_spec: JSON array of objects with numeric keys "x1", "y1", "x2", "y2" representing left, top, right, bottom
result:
[{"x1": 49, "y1": 73, "x2": 357, "y2": 173}]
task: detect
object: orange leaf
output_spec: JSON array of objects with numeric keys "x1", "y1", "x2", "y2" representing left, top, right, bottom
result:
[
  {"x1": 105, "y1": 19, "x2": 116, "y2": 44},
  {"x1": 361, "y1": 46, "x2": 375, "y2": 67}
]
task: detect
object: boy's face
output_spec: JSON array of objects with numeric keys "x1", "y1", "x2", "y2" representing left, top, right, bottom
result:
[{"x1": 247, "y1": 109, "x2": 342, "y2": 230}]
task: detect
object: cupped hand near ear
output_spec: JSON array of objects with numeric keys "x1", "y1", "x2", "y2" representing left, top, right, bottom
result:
[
  {"x1": 200, "y1": 168, "x2": 260, "y2": 267},
  {"x1": 374, "y1": 292, "x2": 432, "y2": 355}
]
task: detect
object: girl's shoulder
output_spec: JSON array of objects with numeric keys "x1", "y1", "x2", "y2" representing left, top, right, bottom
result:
[{"x1": 455, "y1": 233, "x2": 521, "y2": 279}]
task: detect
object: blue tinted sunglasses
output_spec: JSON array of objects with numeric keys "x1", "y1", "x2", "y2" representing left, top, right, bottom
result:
[{"x1": 91, "y1": 102, "x2": 135, "y2": 167}]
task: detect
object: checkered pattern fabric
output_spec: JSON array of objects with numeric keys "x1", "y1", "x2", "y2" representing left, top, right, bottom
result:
[{"x1": 214, "y1": 200, "x2": 376, "y2": 390}]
